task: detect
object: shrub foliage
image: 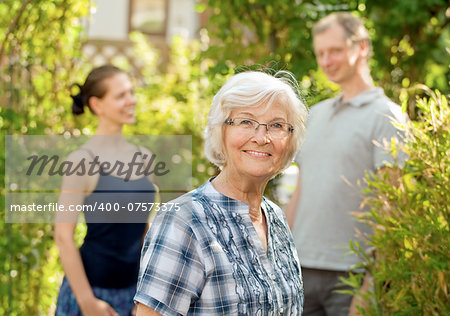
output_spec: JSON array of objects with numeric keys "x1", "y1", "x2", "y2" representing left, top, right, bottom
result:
[{"x1": 348, "y1": 89, "x2": 449, "y2": 315}]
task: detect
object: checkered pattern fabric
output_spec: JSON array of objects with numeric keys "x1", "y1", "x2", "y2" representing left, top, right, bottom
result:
[{"x1": 135, "y1": 180, "x2": 304, "y2": 315}]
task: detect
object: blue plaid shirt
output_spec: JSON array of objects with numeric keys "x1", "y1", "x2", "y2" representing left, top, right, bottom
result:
[{"x1": 135, "y1": 180, "x2": 304, "y2": 315}]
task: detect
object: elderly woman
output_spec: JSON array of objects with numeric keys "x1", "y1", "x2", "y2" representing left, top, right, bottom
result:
[{"x1": 135, "y1": 71, "x2": 308, "y2": 315}]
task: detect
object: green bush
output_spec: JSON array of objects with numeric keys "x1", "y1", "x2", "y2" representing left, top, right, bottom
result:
[
  {"x1": 126, "y1": 33, "x2": 226, "y2": 187},
  {"x1": 1, "y1": 12, "x2": 225, "y2": 314},
  {"x1": 0, "y1": 1, "x2": 90, "y2": 315},
  {"x1": 347, "y1": 89, "x2": 449, "y2": 315}
]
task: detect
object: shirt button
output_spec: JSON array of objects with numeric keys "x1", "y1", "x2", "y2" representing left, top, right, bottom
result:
[
  {"x1": 271, "y1": 274, "x2": 276, "y2": 280},
  {"x1": 279, "y1": 307, "x2": 284, "y2": 314}
]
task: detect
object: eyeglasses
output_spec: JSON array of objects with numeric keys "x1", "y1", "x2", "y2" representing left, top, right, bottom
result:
[{"x1": 224, "y1": 117, "x2": 294, "y2": 139}]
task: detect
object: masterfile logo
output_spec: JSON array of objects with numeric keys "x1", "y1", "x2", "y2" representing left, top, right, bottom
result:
[{"x1": 5, "y1": 135, "x2": 192, "y2": 223}]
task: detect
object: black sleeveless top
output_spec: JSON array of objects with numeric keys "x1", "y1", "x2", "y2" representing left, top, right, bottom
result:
[{"x1": 79, "y1": 151, "x2": 156, "y2": 288}]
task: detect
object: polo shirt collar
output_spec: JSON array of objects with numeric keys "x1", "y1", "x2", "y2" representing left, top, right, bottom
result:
[{"x1": 335, "y1": 87, "x2": 384, "y2": 108}]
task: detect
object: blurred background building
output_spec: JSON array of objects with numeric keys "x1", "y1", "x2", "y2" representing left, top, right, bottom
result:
[{"x1": 81, "y1": 0, "x2": 203, "y2": 69}]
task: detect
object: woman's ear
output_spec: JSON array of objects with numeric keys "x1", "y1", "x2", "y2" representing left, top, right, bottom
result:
[{"x1": 88, "y1": 96, "x2": 101, "y2": 115}]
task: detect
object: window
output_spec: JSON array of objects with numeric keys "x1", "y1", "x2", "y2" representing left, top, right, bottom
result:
[{"x1": 129, "y1": 0, "x2": 168, "y2": 35}]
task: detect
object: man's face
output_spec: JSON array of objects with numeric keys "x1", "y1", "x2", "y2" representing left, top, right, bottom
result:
[{"x1": 313, "y1": 23, "x2": 363, "y2": 85}]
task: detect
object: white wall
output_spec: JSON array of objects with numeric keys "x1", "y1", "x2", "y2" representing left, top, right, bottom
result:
[
  {"x1": 166, "y1": 0, "x2": 198, "y2": 41},
  {"x1": 87, "y1": 0, "x2": 129, "y2": 40},
  {"x1": 86, "y1": 0, "x2": 198, "y2": 42}
]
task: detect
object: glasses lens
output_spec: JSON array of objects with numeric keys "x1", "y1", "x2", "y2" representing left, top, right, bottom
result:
[
  {"x1": 230, "y1": 118, "x2": 292, "y2": 139},
  {"x1": 235, "y1": 118, "x2": 256, "y2": 128},
  {"x1": 268, "y1": 122, "x2": 290, "y2": 138}
]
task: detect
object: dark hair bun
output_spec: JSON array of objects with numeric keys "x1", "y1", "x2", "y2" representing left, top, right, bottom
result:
[
  {"x1": 71, "y1": 92, "x2": 85, "y2": 115},
  {"x1": 71, "y1": 83, "x2": 85, "y2": 115}
]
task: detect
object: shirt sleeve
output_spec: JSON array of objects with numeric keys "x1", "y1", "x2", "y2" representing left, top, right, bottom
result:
[
  {"x1": 373, "y1": 103, "x2": 408, "y2": 169},
  {"x1": 134, "y1": 209, "x2": 205, "y2": 316}
]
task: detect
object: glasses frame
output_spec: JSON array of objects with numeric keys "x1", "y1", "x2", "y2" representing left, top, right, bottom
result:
[{"x1": 224, "y1": 117, "x2": 294, "y2": 139}]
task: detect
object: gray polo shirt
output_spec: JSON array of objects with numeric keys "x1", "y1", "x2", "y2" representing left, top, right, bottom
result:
[{"x1": 292, "y1": 87, "x2": 407, "y2": 271}]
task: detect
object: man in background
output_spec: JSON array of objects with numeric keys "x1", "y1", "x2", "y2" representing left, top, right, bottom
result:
[{"x1": 286, "y1": 12, "x2": 407, "y2": 315}]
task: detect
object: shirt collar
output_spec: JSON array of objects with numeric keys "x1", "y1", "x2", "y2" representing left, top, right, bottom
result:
[
  {"x1": 335, "y1": 87, "x2": 384, "y2": 108},
  {"x1": 199, "y1": 179, "x2": 267, "y2": 215}
]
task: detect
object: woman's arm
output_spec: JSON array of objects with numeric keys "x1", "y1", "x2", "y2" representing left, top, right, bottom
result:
[
  {"x1": 136, "y1": 303, "x2": 162, "y2": 316},
  {"x1": 55, "y1": 222, "x2": 118, "y2": 316},
  {"x1": 54, "y1": 151, "x2": 118, "y2": 316}
]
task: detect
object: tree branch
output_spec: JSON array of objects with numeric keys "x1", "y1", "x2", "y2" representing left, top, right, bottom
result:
[{"x1": 0, "y1": 0, "x2": 34, "y2": 61}]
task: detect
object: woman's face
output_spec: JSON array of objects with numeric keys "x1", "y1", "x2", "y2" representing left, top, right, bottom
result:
[
  {"x1": 222, "y1": 100, "x2": 292, "y2": 182},
  {"x1": 93, "y1": 73, "x2": 136, "y2": 126}
]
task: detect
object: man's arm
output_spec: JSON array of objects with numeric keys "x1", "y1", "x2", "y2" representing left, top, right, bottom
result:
[
  {"x1": 349, "y1": 273, "x2": 373, "y2": 316},
  {"x1": 378, "y1": 165, "x2": 402, "y2": 186},
  {"x1": 349, "y1": 165, "x2": 402, "y2": 315}
]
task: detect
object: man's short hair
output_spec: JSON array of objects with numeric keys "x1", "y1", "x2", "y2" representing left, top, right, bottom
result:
[{"x1": 313, "y1": 12, "x2": 372, "y2": 56}]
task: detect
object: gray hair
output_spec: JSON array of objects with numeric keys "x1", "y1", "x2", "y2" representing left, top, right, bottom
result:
[
  {"x1": 313, "y1": 12, "x2": 372, "y2": 57},
  {"x1": 204, "y1": 70, "x2": 308, "y2": 173}
]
